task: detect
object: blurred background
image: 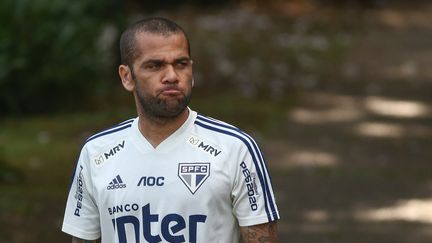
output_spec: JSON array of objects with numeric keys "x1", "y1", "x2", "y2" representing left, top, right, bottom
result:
[{"x1": 1, "y1": 0, "x2": 432, "y2": 242}]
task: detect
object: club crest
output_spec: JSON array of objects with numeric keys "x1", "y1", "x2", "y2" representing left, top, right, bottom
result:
[{"x1": 178, "y1": 163, "x2": 210, "y2": 194}]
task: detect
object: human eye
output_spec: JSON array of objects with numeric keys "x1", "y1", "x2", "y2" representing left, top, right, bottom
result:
[
  {"x1": 174, "y1": 59, "x2": 191, "y2": 69},
  {"x1": 143, "y1": 61, "x2": 163, "y2": 71}
]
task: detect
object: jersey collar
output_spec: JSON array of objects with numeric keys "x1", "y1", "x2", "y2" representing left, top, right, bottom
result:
[{"x1": 130, "y1": 107, "x2": 197, "y2": 153}]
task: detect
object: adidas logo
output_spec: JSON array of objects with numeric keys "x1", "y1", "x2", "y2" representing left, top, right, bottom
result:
[{"x1": 107, "y1": 175, "x2": 126, "y2": 190}]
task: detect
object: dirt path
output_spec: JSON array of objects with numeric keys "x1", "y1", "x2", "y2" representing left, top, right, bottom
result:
[{"x1": 267, "y1": 4, "x2": 432, "y2": 242}]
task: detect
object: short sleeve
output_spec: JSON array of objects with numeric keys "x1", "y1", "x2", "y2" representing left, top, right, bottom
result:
[
  {"x1": 231, "y1": 138, "x2": 280, "y2": 227},
  {"x1": 62, "y1": 147, "x2": 101, "y2": 240}
]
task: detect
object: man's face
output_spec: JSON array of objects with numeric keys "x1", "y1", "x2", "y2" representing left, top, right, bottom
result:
[{"x1": 126, "y1": 32, "x2": 193, "y2": 119}]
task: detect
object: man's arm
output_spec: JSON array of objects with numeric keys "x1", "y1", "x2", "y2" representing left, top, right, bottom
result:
[
  {"x1": 240, "y1": 221, "x2": 278, "y2": 243},
  {"x1": 71, "y1": 237, "x2": 100, "y2": 243}
]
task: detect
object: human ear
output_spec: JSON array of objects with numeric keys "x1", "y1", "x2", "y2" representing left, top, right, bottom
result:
[
  {"x1": 119, "y1": 65, "x2": 135, "y2": 92},
  {"x1": 190, "y1": 60, "x2": 194, "y2": 87}
]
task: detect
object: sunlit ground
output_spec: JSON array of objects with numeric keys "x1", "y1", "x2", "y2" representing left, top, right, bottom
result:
[
  {"x1": 271, "y1": 88, "x2": 432, "y2": 242},
  {"x1": 356, "y1": 198, "x2": 432, "y2": 224}
]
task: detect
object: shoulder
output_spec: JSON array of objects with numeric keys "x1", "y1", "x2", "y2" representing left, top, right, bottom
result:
[
  {"x1": 82, "y1": 118, "x2": 135, "y2": 152},
  {"x1": 193, "y1": 113, "x2": 261, "y2": 151}
]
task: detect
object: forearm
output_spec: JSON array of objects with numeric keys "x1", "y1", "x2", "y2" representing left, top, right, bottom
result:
[{"x1": 240, "y1": 221, "x2": 278, "y2": 243}]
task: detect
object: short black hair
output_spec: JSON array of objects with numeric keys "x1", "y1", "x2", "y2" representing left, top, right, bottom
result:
[{"x1": 119, "y1": 17, "x2": 190, "y2": 67}]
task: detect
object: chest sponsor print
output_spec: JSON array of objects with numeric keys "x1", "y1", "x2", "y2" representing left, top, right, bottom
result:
[
  {"x1": 93, "y1": 140, "x2": 126, "y2": 165},
  {"x1": 187, "y1": 135, "x2": 222, "y2": 157},
  {"x1": 178, "y1": 163, "x2": 210, "y2": 194}
]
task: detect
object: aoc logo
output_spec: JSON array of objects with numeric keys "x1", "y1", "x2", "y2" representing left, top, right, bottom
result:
[
  {"x1": 94, "y1": 140, "x2": 125, "y2": 165},
  {"x1": 187, "y1": 135, "x2": 222, "y2": 157},
  {"x1": 178, "y1": 163, "x2": 210, "y2": 194}
]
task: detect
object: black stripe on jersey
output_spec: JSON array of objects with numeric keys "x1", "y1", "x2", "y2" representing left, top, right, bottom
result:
[
  {"x1": 67, "y1": 119, "x2": 134, "y2": 193},
  {"x1": 117, "y1": 118, "x2": 135, "y2": 126},
  {"x1": 195, "y1": 115, "x2": 279, "y2": 222},
  {"x1": 85, "y1": 119, "x2": 134, "y2": 143}
]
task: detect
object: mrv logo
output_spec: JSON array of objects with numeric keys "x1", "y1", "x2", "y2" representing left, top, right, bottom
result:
[
  {"x1": 94, "y1": 140, "x2": 125, "y2": 165},
  {"x1": 178, "y1": 163, "x2": 210, "y2": 194},
  {"x1": 111, "y1": 203, "x2": 207, "y2": 243},
  {"x1": 105, "y1": 140, "x2": 125, "y2": 159},
  {"x1": 188, "y1": 135, "x2": 221, "y2": 157}
]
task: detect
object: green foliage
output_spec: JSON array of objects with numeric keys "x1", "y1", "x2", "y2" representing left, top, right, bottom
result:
[
  {"x1": 187, "y1": 12, "x2": 353, "y2": 99},
  {"x1": 0, "y1": 0, "x2": 112, "y2": 114}
]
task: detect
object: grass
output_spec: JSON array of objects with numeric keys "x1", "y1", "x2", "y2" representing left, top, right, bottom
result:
[{"x1": 0, "y1": 109, "x2": 136, "y2": 242}]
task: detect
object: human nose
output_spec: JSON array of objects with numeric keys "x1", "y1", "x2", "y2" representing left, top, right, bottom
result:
[{"x1": 162, "y1": 64, "x2": 179, "y2": 83}]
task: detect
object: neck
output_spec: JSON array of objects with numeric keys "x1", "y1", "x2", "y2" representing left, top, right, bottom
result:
[{"x1": 137, "y1": 108, "x2": 189, "y2": 148}]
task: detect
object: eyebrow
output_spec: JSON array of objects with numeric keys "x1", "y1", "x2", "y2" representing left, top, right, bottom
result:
[{"x1": 141, "y1": 56, "x2": 191, "y2": 65}]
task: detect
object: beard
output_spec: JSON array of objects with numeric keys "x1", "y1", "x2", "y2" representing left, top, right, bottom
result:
[{"x1": 133, "y1": 77, "x2": 191, "y2": 120}]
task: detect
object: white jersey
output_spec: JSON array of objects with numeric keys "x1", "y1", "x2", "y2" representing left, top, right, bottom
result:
[{"x1": 62, "y1": 108, "x2": 279, "y2": 243}]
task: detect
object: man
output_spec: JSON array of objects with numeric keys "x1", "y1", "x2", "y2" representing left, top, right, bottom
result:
[{"x1": 62, "y1": 17, "x2": 280, "y2": 243}]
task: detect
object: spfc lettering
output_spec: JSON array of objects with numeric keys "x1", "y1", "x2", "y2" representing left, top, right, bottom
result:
[{"x1": 178, "y1": 163, "x2": 210, "y2": 194}]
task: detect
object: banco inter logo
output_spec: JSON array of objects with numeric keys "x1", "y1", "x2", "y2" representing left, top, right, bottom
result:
[
  {"x1": 111, "y1": 203, "x2": 207, "y2": 243},
  {"x1": 107, "y1": 175, "x2": 126, "y2": 190}
]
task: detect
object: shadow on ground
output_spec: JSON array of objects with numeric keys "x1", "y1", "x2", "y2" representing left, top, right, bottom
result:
[{"x1": 265, "y1": 4, "x2": 432, "y2": 242}]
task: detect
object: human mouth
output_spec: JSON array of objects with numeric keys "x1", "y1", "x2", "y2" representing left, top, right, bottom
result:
[{"x1": 160, "y1": 87, "x2": 181, "y2": 96}]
